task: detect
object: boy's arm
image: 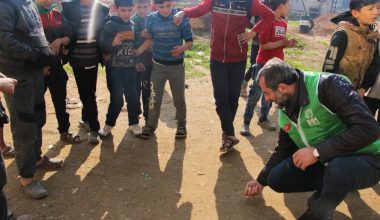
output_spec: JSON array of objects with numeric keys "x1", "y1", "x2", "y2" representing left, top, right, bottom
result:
[
  {"x1": 0, "y1": 3, "x2": 39, "y2": 61},
  {"x1": 135, "y1": 38, "x2": 153, "y2": 56},
  {"x1": 322, "y1": 30, "x2": 347, "y2": 73},
  {"x1": 182, "y1": 0, "x2": 212, "y2": 18},
  {"x1": 360, "y1": 44, "x2": 380, "y2": 91},
  {"x1": 99, "y1": 24, "x2": 118, "y2": 54},
  {"x1": 243, "y1": 0, "x2": 275, "y2": 42}
]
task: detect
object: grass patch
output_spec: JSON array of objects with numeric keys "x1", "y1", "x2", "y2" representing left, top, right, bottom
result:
[
  {"x1": 185, "y1": 60, "x2": 206, "y2": 79},
  {"x1": 287, "y1": 20, "x2": 299, "y2": 27}
]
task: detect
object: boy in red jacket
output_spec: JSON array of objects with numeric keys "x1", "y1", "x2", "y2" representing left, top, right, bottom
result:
[{"x1": 174, "y1": 0, "x2": 274, "y2": 152}]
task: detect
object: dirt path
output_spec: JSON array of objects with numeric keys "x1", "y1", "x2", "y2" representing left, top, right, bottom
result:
[{"x1": 3, "y1": 69, "x2": 380, "y2": 219}]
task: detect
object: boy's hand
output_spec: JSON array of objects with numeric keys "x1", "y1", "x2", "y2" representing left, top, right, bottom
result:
[
  {"x1": 173, "y1": 11, "x2": 185, "y2": 26},
  {"x1": 171, "y1": 45, "x2": 184, "y2": 57},
  {"x1": 238, "y1": 31, "x2": 257, "y2": 44},
  {"x1": 135, "y1": 62, "x2": 146, "y2": 72},
  {"x1": 43, "y1": 66, "x2": 51, "y2": 76},
  {"x1": 243, "y1": 180, "x2": 264, "y2": 196},
  {"x1": 112, "y1": 34, "x2": 124, "y2": 46},
  {"x1": 287, "y1": 38, "x2": 297, "y2": 48},
  {"x1": 103, "y1": 53, "x2": 112, "y2": 62},
  {"x1": 50, "y1": 38, "x2": 64, "y2": 55},
  {"x1": 357, "y1": 88, "x2": 366, "y2": 97},
  {"x1": 0, "y1": 78, "x2": 17, "y2": 95}
]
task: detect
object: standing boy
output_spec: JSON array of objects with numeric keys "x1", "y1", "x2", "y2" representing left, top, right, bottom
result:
[
  {"x1": 99, "y1": 0, "x2": 147, "y2": 137},
  {"x1": 62, "y1": 0, "x2": 109, "y2": 144},
  {"x1": 174, "y1": 0, "x2": 274, "y2": 152},
  {"x1": 323, "y1": 0, "x2": 380, "y2": 96},
  {"x1": 131, "y1": 0, "x2": 153, "y2": 125},
  {"x1": 140, "y1": 0, "x2": 193, "y2": 139},
  {"x1": 240, "y1": 0, "x2": 295, "y2": 136},
  {"x1": 35, "y1": 0, "x2": 81, "y2": 143}
]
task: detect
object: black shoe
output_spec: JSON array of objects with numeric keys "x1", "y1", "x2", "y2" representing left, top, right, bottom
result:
[
  {"x1": 297, "y1": 209, "x2": 324, "y2": 220},
  {"x1": 175, "y1": 126, "x2": 187, "y2": 138},
  {"x1": 141, "y1": 127, "x2": 154, "y2": 139}
]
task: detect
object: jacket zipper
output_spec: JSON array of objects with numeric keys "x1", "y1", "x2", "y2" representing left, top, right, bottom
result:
[
  {"x1": 222, "y1": 1, "x2": 232, "y2": 63},
  {"x1": 290, "y1": 110, "x2": 311, "y2": 147}
]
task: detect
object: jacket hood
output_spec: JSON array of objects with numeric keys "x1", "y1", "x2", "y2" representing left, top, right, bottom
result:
[
  {"x1": 110, "y1": 16, "x2": 131, "y2": 24},
  {"x1": 331, "y1": 11, "x2": 360, "y2": 26}
]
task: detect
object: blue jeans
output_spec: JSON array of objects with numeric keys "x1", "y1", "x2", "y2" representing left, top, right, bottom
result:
[
  {"x1": 243, "y1": 64, "x2": 271, "y2": 125},
  {"x1": 105, "y1": 67, "x2": 140, "y2": 126},
  {"x1": 267, "y1": 155, "x2": 380, "y2": 219}
]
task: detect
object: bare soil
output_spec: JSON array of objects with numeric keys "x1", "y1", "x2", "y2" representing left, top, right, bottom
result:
[{"x1": 3, "y1": 28, "x2": 380, "y2": 219}]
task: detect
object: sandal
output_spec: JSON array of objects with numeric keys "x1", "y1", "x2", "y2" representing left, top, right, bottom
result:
[
  {"x1": 1, "y1": 145, "x2": 15, "y2": 158},
  {"x1": 219, "y1": 135, "x2": 240, "y2": 153},
  {"x1": 60, "y1": 132, "x2": 81, "y2": 143}
]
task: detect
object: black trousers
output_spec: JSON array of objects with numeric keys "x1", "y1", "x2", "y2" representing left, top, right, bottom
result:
[
  {"x1": 267, "y1": 155, "x2": 380, "y2": 219},
  {"x1": 136, "y1": 66, "x2": 152, "y2": 123},
  {"x1": 210, "y1": 60, "x2": 246, "y2": 136},
  {"x1": 72, "y1": 66, "x2": 100, "y2": 132},
  {"x1": 364, "y1": 96, "x2": 380, "y2": 125},
  {"x1": 44, "y1": 66, "x2": 70, "y2": 133}
]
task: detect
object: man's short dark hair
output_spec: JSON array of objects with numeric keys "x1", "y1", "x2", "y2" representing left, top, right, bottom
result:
[
  {"x1": 350, "y1": 0, "x2": 380, "y2": 10},
  {"x1": 133, "y1": 0, "x2": 150, "y2": 4},
  {"x1": 115, "y1": 0, "x2": 133, "y2": 7},
  {"x1": 257, "y1": 58, "x2": 297, "y2": 90}
]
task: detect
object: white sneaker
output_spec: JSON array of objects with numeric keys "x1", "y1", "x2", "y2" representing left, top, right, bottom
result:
[
  {"x1": 240, "y1": 123, "x2": 251, "y2": 136},
  {"x1": 99, "y1": 124, "x2": 113, "y2": 137},
  {"x1": 128, "y1": 124, "x2": 142, "y2": 136},
  {"x1": 88, "y1": 131, "x2": 100, "y2": 144}
]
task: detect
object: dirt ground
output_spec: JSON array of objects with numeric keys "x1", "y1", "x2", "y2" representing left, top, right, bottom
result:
[{"x1": 3, "y1": 29, "x2": 380, "y2": 219}]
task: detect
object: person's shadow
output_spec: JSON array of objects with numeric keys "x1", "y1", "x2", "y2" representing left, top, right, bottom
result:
[{"x1": 215, "y1": 150, "x2": 284, "y2": 219}]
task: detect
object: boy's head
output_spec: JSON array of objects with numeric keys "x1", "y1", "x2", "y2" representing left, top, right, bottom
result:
[
  {"x1": 268, "y1": 0, "x2": 290, "y2": 17},
  {"x1": 134, "y1": 0, "x2": 151, "y2": 18},
  {"x1": 350, "y1": 0, "x2": 380, "y2": 25},
  {"x1": 35, "y1": 0, "x2": 54, "y2": 10},
  {"x1": 115, "y1": 0, "x2": 134, "y2": 21},
  {"x1": 153, "y1": 0, "x2": 174, "y2": 17}
]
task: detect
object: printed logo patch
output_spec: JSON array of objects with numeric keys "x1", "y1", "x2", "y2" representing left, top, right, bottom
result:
[
  {"x1": 275, "y1": 26, "x2": 286, "y2": 37},
  {"x1": 284, "y1": 123, "x2": 291, "y2": 132}
]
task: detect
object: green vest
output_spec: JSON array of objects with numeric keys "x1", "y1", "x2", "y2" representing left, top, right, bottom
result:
[{"x1": 278, "y1": 72, "x2": 380, "y2": 154}]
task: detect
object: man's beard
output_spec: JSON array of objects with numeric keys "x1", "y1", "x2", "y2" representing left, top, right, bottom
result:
[{"x1": 274, "y1": 90, "x2": 291, "y2": 109}]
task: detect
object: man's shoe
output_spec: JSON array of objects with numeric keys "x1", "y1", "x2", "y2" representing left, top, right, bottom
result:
[
  {"x1": 20, "y1": 180, "x2": 48, "y2": 199},
  {"x1": 240, "y1": 123, "x2": 251, "y2": 136},
  {"x1": 175, "y1": 126, "x2": 187, "y2": 138},
  {"x1": 88, "y1": 131, "x2": 100, "y2": 144},
  {"x1": 257, "y1": 119, "x2": 276, "y2": 131},
  {"x1": 7, "y1": 210, "x2": 14, "y2": 220},
  {"x1": 220, "y1": 135, "x2": 240, "y2": 152},
  {"x1": 60, "y1": 132, "x2": 81, "y2": 143},
  {"x1": 240, "y1": 82, "x2": 248, "y2": 97},
  {"x1": 37, "y1": 156, "x2": 63, "y2": 170},
  {"x1": 297, "y1": 209, "x2": 326, "y2": 220},
  {"x1": 99, "y1": 124, "x2": 113, "y2": 137},
  {"x1": 79, "y1": 120, "x2": 90, "y2": 130},
  {"x1": 141, "y1": 127, "x2": 154, "y2": 139},
  {"x1": 128, "y1": 124, "x2": 142, "y2": 136}
]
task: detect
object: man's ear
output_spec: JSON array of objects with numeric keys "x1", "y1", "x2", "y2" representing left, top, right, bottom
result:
[{"x1": 277, "y1": 83, "x2": 287, "y2": 93}]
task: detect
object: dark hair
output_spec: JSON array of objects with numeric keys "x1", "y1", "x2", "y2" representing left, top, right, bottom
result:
[
  {"x1": 133, "y1": 0, "x2": 150, "y2": 4},
  {"x1": 350, "y1": 0, "x2": 380, "y2": 10},
  {"x1": 268, "y1": 0, "x2": 289, "y2": 10},
  {"x1": 257, "y1": 58, "x2": 297, "y2": 90},
  {"x1": 153, "y1": 0, "x2": 172, "y2": 4},
  {"x1": 115, "y1": 0, "x2": 133, "y2": 7}
]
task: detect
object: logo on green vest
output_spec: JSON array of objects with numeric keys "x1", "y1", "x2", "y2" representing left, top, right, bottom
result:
[{"x1": 305, "y1": 109, "x2": 320, "y2": 127}]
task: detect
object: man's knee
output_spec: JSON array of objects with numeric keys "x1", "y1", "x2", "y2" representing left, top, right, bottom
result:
[{"x1": 267, "y1": 170, "x2": 289, "y2": 193}]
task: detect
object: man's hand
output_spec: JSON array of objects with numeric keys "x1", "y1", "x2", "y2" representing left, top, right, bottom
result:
[
  {"x1": 357, "y1": 88, "x2": 366, "y2": 97},
  {"x1": 171, "y1": 45, "x2": 184, "y2": 57},
  {"x1": 292, "y1": 147, "x2": 318, "y2": 171},
  {"x1": 112, "y1": 34, "x2": 124, "y2": 46},
  {"x1": 50, "y1": 38, "x2": 63, "y2": 55},
  {"x1": 243, "y1": 180, "x2": 264, "y2": 196},
  {"x1": 173, "y1": 11, "x2": 185, "y2": 26},
  {"x1": 0, "y1": 78, "x2": 17, "y2": 95}
]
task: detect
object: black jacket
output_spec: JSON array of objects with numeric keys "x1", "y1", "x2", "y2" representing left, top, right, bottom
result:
[
  {"x1": 0, "y1": 0, "x2": 52, "y2": 71},
  {"x1": 257, "y1": 70, "x2": 380, "y2": 185}
]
